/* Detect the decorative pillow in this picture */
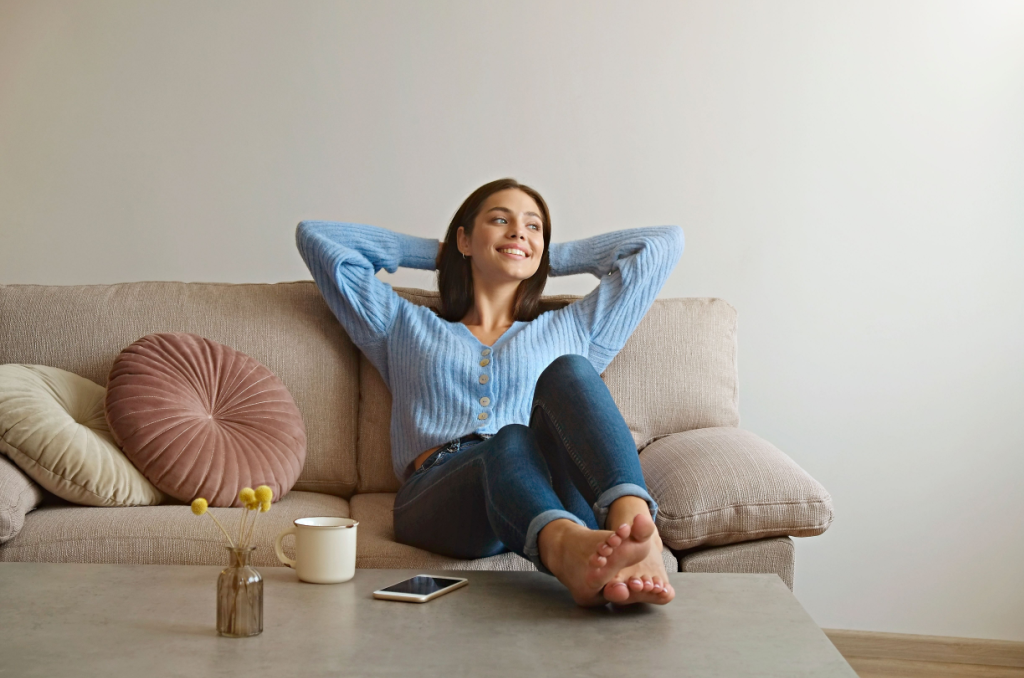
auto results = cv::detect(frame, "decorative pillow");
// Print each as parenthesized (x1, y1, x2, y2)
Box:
(0, 454, 46, 543)
(639, 427, 833, 550)
(0, 364, 164, 507)
(105, 333, 307, 507)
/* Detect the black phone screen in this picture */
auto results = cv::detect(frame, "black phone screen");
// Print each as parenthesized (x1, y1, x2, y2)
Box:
(380, 576, 463, 595)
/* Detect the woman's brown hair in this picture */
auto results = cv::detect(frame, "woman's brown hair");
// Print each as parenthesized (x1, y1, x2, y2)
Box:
(435, 178, 552, 323)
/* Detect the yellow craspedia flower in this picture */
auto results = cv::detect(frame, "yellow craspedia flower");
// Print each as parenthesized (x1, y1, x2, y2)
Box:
(260, 501, 271, 513)
(245, 500, 259, 511)
(191, 498, 208, 515)
(239, 487, 256, 504)
(254, 485, 273, 503)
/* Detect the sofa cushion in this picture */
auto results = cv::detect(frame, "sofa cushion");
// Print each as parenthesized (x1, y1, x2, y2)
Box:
(356, 355, 399, 493)
(640, 427, 833, 550)
(349, 493, 679, 574)
(0, 282, 360, 499)
(0, 455, 45, 544)
(105, 332, 307, 507)
(677, 536, 796, 590)
(599, 297, 740, 449)
(0, 364, 164, 507)
(356, 289, 740, 494)
(0, 490, 349, 567)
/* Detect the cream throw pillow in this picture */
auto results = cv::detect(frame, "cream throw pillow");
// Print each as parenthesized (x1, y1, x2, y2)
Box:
(0, 364, 163, 507)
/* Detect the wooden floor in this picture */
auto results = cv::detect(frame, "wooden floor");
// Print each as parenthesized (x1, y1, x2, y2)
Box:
(824, 629, 1024, 678)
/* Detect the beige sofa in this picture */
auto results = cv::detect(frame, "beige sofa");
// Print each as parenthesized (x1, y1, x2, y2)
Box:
(0, 281, 833, 589)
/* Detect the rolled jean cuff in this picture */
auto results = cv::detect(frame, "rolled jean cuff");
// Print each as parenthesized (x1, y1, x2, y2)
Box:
(592, 483, 659, 531)
(523, 509, 588, 575)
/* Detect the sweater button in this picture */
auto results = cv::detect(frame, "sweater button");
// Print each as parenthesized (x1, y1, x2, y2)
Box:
(479, 397, 490, 406)
(479, 358, 490, 367)
(478, 375, 489, 384)
(481, 348, 491, 356)
(478, 412, 489, 420)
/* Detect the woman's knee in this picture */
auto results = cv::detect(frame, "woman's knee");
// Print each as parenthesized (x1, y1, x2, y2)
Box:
(494, 423, 531, 444)
(536, 354, 598, 395)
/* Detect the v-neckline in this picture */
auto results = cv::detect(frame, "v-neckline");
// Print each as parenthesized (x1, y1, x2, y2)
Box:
(452, 320, 524, 350)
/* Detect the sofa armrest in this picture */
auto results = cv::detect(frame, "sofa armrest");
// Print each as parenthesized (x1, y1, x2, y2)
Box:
(639, 427, 833, 551)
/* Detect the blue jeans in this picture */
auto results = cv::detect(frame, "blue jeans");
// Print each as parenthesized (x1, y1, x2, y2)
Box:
(392, 354, 659, 575)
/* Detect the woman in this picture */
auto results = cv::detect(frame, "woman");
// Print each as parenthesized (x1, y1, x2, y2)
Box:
(296, 178, 684, 606)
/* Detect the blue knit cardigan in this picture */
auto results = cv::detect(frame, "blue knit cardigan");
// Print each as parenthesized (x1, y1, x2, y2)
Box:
(296, 221, 684, 482)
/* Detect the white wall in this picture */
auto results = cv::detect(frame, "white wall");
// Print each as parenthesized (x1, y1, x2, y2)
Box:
(2, 0, 1022, 641)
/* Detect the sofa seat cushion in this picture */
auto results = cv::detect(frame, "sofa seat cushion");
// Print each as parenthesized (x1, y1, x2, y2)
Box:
(0, 455, 45, 544)
(640, 427, 833, 550)
(0, 364, 164, 507)
(105, 332, 307, 507)
(350, 493, 679, 573)
(676, 536, 796, 590)
(0, 490, 348, 567)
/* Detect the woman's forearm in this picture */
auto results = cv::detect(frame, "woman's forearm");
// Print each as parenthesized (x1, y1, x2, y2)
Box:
(297, 221, 440, 276)
(547, 226, 684, 279)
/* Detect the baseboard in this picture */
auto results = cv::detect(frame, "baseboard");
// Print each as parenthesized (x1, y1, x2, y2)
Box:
(822, 629, 1024, 669)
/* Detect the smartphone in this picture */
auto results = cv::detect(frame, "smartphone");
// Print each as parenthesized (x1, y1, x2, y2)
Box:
(372, 574, 469, 603)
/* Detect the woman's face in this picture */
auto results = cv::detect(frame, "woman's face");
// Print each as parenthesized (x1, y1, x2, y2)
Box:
(457, 188, 545, 284)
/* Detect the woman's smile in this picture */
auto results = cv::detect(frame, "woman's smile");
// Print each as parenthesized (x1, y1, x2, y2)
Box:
(497, 246, 529, 259)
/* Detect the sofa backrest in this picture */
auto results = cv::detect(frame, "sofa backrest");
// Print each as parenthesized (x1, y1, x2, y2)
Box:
(356, 288, 740, 493)
(0, 282, 361, 498)
(0, 282, 740, 499)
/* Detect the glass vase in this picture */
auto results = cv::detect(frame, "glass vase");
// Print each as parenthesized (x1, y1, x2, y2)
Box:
(217, 545, 263, 637)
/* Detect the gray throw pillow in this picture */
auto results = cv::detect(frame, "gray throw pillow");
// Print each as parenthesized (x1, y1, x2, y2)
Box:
(640, 427, 833, 550)
(0, 454, 45, 544)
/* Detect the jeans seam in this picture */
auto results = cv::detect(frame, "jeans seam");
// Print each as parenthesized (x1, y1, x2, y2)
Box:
(475, 457, 530, 552)
(531, 398, 602, 498)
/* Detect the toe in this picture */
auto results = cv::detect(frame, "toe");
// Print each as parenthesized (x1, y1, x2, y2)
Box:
(628, 577, 644, 592)
(642, 577, 654, 592)
(629, 512, 656, 542)
(603, 581, 630, 603)
(597, 543, 614, 557)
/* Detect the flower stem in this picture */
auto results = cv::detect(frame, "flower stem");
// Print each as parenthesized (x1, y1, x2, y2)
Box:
(237, 506, 247, 547)
(243, 509, 262, 550)
(206, 512, 235, 548)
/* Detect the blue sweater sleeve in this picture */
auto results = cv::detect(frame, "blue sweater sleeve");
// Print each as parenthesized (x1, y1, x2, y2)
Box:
(547, 225, 685, 368)
(295, 221, 439, 354)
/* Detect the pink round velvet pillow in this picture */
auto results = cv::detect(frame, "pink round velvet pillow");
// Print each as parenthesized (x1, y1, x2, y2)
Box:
(105, 333, 307, 507)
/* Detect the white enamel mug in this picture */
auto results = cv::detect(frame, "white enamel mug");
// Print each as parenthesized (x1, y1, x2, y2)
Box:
(274, 517, 358, 584)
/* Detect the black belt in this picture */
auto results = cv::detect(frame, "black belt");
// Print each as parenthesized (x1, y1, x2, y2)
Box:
(451, 432, 493, 446)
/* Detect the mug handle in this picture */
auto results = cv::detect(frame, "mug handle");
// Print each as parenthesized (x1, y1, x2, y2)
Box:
(275, 526, 297, 568)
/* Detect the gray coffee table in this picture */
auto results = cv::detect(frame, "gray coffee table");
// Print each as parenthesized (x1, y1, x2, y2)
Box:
(0, 562, 855, 677)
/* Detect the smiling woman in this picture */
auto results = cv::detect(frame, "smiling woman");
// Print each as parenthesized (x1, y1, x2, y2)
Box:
(435, 178, 553, 330)
(295, 178, 685, 607)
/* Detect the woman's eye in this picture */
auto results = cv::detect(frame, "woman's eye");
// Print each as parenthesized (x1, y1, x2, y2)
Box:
(494, 217, 539, 230)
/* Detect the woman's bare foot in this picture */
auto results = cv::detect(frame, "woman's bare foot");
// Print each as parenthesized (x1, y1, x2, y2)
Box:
(538, 516, 654, 607)
(601, 528, 675, 605)
(599, 495, 675, 605)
